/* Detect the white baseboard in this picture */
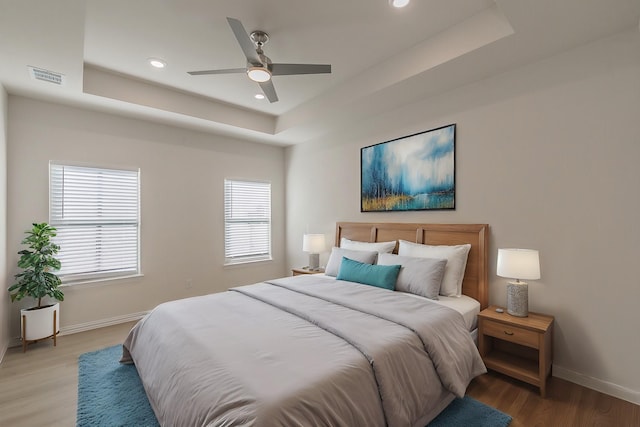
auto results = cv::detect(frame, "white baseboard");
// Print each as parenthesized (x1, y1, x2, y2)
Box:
(59, 311, 149, 335)
(7, 311, 149, 349)
(554, 365, 640, 405)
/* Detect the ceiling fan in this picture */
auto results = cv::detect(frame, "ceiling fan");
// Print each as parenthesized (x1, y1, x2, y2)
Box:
(188, 17, 332, 103)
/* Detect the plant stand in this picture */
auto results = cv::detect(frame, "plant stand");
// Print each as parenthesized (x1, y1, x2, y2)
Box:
(21, 303, 60, 353)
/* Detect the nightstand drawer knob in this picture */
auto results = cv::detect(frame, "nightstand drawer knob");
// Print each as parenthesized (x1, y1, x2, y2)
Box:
(504, 330, 514, 336)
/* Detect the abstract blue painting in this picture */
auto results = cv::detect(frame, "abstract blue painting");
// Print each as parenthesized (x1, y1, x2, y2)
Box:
(361, 124, 456, 212)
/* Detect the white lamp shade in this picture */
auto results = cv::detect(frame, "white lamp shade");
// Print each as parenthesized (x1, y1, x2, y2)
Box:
(303, 234, 326, 253)
(497, 248, 540, 280)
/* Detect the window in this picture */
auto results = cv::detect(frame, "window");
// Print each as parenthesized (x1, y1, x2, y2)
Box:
(224, 179, 271, 265)
(49, 163, 140, 284)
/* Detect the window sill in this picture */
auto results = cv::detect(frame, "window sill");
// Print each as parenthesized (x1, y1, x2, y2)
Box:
(60, 273, 144, 289)
(224, 258, 273, 268)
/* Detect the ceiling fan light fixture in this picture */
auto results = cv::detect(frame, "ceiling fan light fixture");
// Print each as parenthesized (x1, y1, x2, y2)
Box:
(389, 0, 410, 8)
(247, 67, 271, 82)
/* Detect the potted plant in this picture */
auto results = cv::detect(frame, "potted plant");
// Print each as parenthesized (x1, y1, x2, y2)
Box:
(8, 223, 64, 352)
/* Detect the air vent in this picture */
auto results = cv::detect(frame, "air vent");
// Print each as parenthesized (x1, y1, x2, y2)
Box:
(28, 66, 65, 85)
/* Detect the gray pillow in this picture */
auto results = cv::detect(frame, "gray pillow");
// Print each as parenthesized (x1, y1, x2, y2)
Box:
(398, 240, 471, 297)
(377, 253, 447, 300)
(340, 237, 396, 254)
(325, 247, 377, 277)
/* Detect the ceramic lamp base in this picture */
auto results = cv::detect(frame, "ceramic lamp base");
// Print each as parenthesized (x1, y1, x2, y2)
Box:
(507, 282, 529, 317)
(308, 253, 320, 270)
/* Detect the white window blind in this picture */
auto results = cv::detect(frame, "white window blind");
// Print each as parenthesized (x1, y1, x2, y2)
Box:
(49, 163, 140, 283)
(224, 179, 271, 265)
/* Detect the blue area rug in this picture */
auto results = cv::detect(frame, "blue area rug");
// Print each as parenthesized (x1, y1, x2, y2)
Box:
(77, 345, 511, 427)
(77, 345, 159, 427)
(428, 396, 511, 427)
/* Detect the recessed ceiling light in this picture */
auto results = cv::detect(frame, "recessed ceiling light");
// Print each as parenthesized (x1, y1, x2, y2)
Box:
(389, 0, 410, 8)
(148, 58, 167, 69)
(254, 94, 265, 100)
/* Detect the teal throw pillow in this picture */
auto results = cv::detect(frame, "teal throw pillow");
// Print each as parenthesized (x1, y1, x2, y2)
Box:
(336, 257, 401, 290)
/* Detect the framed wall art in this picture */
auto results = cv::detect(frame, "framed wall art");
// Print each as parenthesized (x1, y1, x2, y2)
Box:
(361, 124, 456, 212)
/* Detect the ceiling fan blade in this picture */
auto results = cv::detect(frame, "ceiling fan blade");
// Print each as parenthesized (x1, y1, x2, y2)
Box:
(188, 68, 246, 76)
(259, 80, 279, 103)
(226, 17, 262, 67)
(271, 63, 332, 76)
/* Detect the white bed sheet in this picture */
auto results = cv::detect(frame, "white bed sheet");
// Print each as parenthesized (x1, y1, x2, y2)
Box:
(431, 295, 481, 332)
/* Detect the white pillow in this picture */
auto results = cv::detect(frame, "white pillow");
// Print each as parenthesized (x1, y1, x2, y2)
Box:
(325, 247, 378, 277)
(377, 253, 447, 300)
(398, 240, 471, 297)
(340, 237, 396, 254)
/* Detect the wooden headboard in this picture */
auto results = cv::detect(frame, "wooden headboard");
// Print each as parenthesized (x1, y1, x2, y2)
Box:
(335, 222, 489, 309)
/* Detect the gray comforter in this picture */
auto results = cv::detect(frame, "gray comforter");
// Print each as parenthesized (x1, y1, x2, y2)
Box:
(122, 275, 486, 427)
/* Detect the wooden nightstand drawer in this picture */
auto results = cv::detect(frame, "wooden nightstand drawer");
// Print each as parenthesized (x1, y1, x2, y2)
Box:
(482, 319, 538, 349)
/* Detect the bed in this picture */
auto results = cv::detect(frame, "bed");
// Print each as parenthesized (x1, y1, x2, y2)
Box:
(122, 222, 489, 426)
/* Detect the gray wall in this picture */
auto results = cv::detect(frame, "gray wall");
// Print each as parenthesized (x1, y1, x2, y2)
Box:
(6, 97, 287, 338)
(285, 29, 640, 403)
(0, 85, 7, 361)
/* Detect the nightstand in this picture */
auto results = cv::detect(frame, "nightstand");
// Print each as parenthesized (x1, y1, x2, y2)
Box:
(478, 305, 554, 397)
(292, 267, 325, 276)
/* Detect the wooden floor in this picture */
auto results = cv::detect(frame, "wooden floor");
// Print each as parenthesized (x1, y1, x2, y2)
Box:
(0, 322, 638, 427)
(467, 371, 639, 427)
(0, 322, 137, 427)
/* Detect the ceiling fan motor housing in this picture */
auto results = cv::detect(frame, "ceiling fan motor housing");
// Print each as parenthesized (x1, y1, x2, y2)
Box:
(250, 31, 269, 47)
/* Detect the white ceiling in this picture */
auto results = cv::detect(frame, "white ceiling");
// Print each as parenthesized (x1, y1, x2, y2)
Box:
(1, 0, 639, 145)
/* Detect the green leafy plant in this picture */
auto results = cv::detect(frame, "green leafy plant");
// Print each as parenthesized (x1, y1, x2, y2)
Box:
(8, 223, 64, 308)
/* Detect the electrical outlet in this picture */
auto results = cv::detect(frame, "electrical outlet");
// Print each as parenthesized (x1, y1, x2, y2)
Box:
(185, 279, 193, 289)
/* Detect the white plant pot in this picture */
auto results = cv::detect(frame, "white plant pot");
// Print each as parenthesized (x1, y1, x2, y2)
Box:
(21, 302, 60, 341)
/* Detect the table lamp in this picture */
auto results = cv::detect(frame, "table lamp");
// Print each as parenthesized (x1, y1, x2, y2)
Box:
(497, 248, 540, 317)
(303, 234, 326, 271)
